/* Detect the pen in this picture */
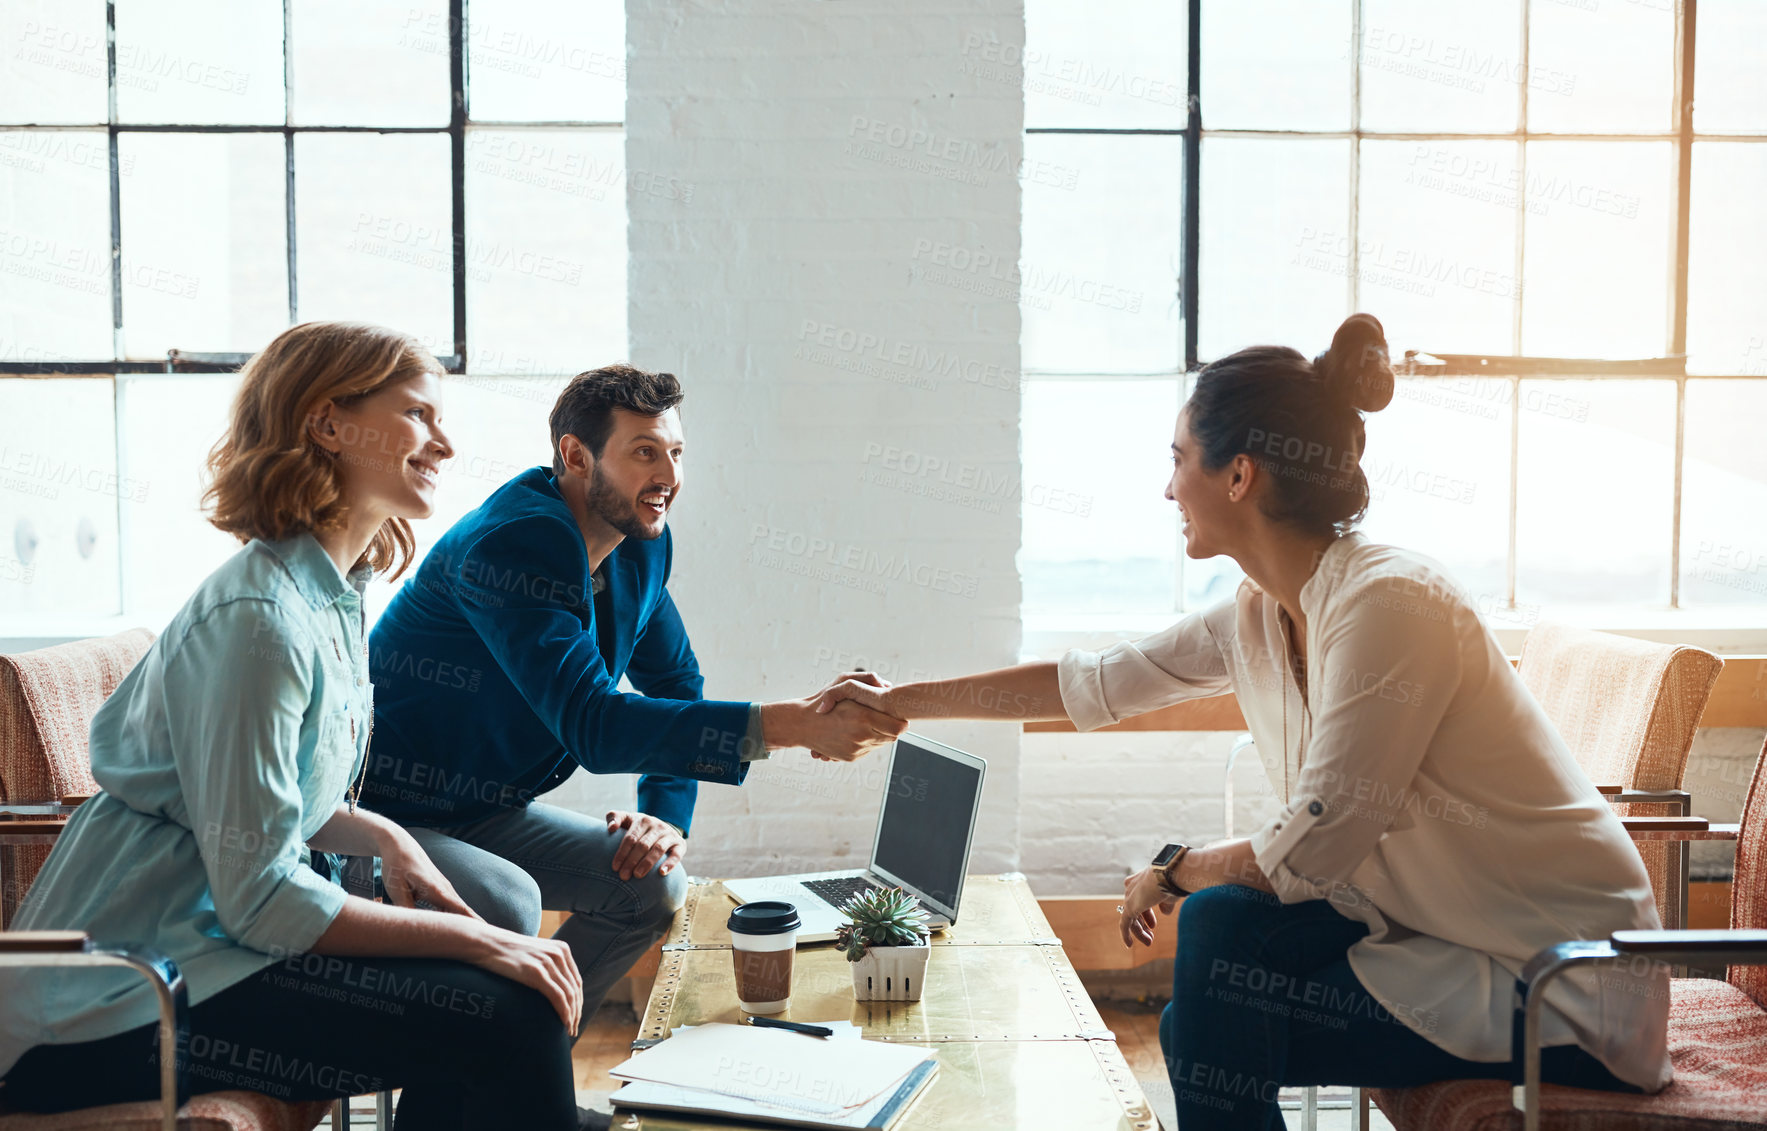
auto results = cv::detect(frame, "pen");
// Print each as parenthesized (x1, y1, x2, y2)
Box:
(748, 1016, 834, 1038)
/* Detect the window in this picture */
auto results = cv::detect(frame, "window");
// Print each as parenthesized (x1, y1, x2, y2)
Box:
(0, 0, 627, 624)
(1020, 0, 1767, 626)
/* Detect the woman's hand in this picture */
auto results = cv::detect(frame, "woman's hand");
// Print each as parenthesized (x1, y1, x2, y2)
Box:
(810, 671, 894, 761)
(468, 924, 584, 1037)
(377, 827, 483, 920)
(1120, 865, 1179, 949)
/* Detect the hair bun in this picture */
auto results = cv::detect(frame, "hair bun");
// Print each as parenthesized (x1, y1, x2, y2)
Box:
(1313, 313, 1394, 413)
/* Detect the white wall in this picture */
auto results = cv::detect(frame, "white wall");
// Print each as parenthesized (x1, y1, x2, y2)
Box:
(616, 0, 1025, 879)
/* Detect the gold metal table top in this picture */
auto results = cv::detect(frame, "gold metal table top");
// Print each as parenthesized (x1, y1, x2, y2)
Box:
(621, 874, 1156, 1131)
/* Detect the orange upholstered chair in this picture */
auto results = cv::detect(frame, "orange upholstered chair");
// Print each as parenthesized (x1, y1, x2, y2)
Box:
(1372, 734, 1767, 1131)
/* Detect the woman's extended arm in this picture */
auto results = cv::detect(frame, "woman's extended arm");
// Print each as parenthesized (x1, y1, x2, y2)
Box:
(813, 661, 1067, 723)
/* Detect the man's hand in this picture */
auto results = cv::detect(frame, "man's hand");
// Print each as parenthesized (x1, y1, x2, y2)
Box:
(377, 828, 484, 920)
(805, 699, 907, 761)
(607, 810, 686, 881)
(760, 693, 906, 761)
(1119, 865, 1178, 949)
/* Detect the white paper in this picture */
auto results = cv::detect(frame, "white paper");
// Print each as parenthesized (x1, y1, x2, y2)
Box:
(611, 1022, 933, 1115)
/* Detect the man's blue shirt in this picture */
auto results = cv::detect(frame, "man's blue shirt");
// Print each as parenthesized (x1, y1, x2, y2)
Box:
(363, 466, 751, 834)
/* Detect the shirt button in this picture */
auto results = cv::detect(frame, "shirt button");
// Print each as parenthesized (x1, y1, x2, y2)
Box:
(1308, 800, 1324, 817)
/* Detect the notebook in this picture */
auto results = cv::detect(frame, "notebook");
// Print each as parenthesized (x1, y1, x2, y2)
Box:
(609, 1021, 938, 1129)
(611, 1060, 938, 1131)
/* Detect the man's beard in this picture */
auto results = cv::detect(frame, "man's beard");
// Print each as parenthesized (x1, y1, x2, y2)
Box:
(585, 464, 664, 540)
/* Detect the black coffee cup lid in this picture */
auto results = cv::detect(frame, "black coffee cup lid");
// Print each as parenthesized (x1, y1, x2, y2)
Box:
(728, 901, 801, 935)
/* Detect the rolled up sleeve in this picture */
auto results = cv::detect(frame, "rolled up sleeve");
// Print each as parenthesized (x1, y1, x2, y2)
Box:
(1249, 576, 1462, 903)
(164, 602, 347, 955)
(1058, 598, 1235, 731)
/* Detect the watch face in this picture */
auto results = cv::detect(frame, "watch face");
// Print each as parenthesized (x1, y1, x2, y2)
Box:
(1152, 843, 1183, 868)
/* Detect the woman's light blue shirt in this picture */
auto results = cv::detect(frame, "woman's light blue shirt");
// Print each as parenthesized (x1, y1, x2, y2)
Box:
(0, 534, 371, 1079)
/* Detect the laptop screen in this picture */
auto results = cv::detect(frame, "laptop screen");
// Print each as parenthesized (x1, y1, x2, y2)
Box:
(870, 738, 983, 912)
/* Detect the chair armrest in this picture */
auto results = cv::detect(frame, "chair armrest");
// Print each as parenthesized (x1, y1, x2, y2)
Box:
(1621, 817, 1740, 841)
(1516, 929, 1767, 1131)
(0, 932, 187, 1131)
(0, 930, 87, 953)
(1612, 928, 1767, 965)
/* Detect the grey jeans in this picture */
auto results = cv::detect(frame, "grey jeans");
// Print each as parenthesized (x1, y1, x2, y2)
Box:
(346, 802, 687, 1034)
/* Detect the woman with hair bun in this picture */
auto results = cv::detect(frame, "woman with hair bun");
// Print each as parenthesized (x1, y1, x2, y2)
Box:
(0, 322, 595, 1129)
(815, 313, 1667, 1126)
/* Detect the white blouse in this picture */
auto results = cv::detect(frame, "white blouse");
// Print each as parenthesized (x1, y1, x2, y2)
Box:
(1058, 533, 1671, 1092)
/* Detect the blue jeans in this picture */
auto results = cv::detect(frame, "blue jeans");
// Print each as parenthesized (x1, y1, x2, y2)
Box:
(349, 801, 687, 1034)
(1161, 885, 1638, 1130)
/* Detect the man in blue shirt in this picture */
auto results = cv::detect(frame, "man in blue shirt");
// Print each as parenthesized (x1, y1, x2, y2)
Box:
(359, 364, 902, 1030)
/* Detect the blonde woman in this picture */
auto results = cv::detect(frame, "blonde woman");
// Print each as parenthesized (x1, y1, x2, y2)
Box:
(0, 323, 588, 1129)
(817, 315, 1664, 1129)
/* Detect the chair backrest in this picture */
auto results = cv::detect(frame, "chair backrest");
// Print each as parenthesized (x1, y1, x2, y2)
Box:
(1732, 735, 1767, 1008)
(0, 628, 156, 803)
(0, 628, 155, 926)
(1517, 623, 1722, 929)
(1517, 622, 1722, 792)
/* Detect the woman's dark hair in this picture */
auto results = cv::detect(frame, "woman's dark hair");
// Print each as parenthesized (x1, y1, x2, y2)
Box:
(1183, 313, 1395, 537)
(549, 363, 685, 476)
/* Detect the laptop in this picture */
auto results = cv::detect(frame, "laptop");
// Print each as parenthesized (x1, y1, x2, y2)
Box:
(724, 733, 987, 944)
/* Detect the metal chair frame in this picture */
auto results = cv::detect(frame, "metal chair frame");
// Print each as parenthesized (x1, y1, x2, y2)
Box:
(0, 934, 186, 1131)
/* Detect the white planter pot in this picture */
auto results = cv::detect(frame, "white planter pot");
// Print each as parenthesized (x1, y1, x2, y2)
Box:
(849, 939, 930, 1001)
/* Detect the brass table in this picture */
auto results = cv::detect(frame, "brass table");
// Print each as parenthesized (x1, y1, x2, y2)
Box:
(621, 874, 1157, 1131)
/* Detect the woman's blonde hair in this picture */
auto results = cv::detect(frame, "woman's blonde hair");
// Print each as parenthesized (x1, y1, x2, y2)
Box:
(205, 321, 442, 579)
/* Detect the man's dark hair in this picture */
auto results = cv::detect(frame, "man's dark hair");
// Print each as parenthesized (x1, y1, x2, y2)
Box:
(549, 363, 685, 476)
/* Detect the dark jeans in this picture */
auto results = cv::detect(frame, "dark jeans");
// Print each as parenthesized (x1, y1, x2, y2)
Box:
(1161, 885, 1639, 1130)
(2, 955, 577, 1131)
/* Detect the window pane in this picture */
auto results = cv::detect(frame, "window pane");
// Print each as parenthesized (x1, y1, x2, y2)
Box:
(1358, 0, 1522, 133)
(466, 128, 625, 373)
(0, 377, 120, 616)
(1020, 0, 1186, 130)
(1520, 141, 1674, 359)
(0, 129, 112, 360)
(1356, 140, 1521, 356)
(0, 1, 108, 125)
(1687, 143, 1767, 376)
(1021, 378, 1177, 616)
(1359, 377, 1510, 606)
(117, 374, 244, 615)
(1019, 134, 1181, 374)
(1201, 0, 1350, 131)
(1200, 137, 1349, 363)
(115, 0, 283, 125)
(468, 0, 624, 123)
(1680, 380, 1767, 605)
(1515, 379, 1674, 606)
(118, 133, 287, 359)
(1695, 0, 1767, 133)
(294, 133, 453, 353)
(1525, 1, 1673, 133)
(290, 0, 450, 127)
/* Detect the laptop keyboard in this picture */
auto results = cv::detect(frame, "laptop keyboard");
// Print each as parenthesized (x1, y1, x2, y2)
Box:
(801, 875, 883, 911)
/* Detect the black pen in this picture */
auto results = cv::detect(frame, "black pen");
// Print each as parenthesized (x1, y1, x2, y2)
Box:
(747, 1016, 834, 1038)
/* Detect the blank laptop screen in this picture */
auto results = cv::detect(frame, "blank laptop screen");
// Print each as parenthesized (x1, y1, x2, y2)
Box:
(871, 739, 982, 910)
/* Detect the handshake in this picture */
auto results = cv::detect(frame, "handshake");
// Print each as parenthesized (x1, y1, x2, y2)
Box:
(758, 671, 907, 762)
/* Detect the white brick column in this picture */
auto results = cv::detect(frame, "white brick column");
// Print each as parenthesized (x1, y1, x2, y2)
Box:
(626, 0, 1025, 878)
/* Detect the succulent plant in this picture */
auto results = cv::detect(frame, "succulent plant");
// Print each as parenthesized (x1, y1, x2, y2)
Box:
(834, 886, 930, 962)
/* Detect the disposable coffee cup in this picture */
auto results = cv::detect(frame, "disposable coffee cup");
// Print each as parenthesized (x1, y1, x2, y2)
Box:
(728, 901, 801, 1014)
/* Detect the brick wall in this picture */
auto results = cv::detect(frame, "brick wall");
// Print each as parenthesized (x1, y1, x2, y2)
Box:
(606, 0, 1026, 878)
